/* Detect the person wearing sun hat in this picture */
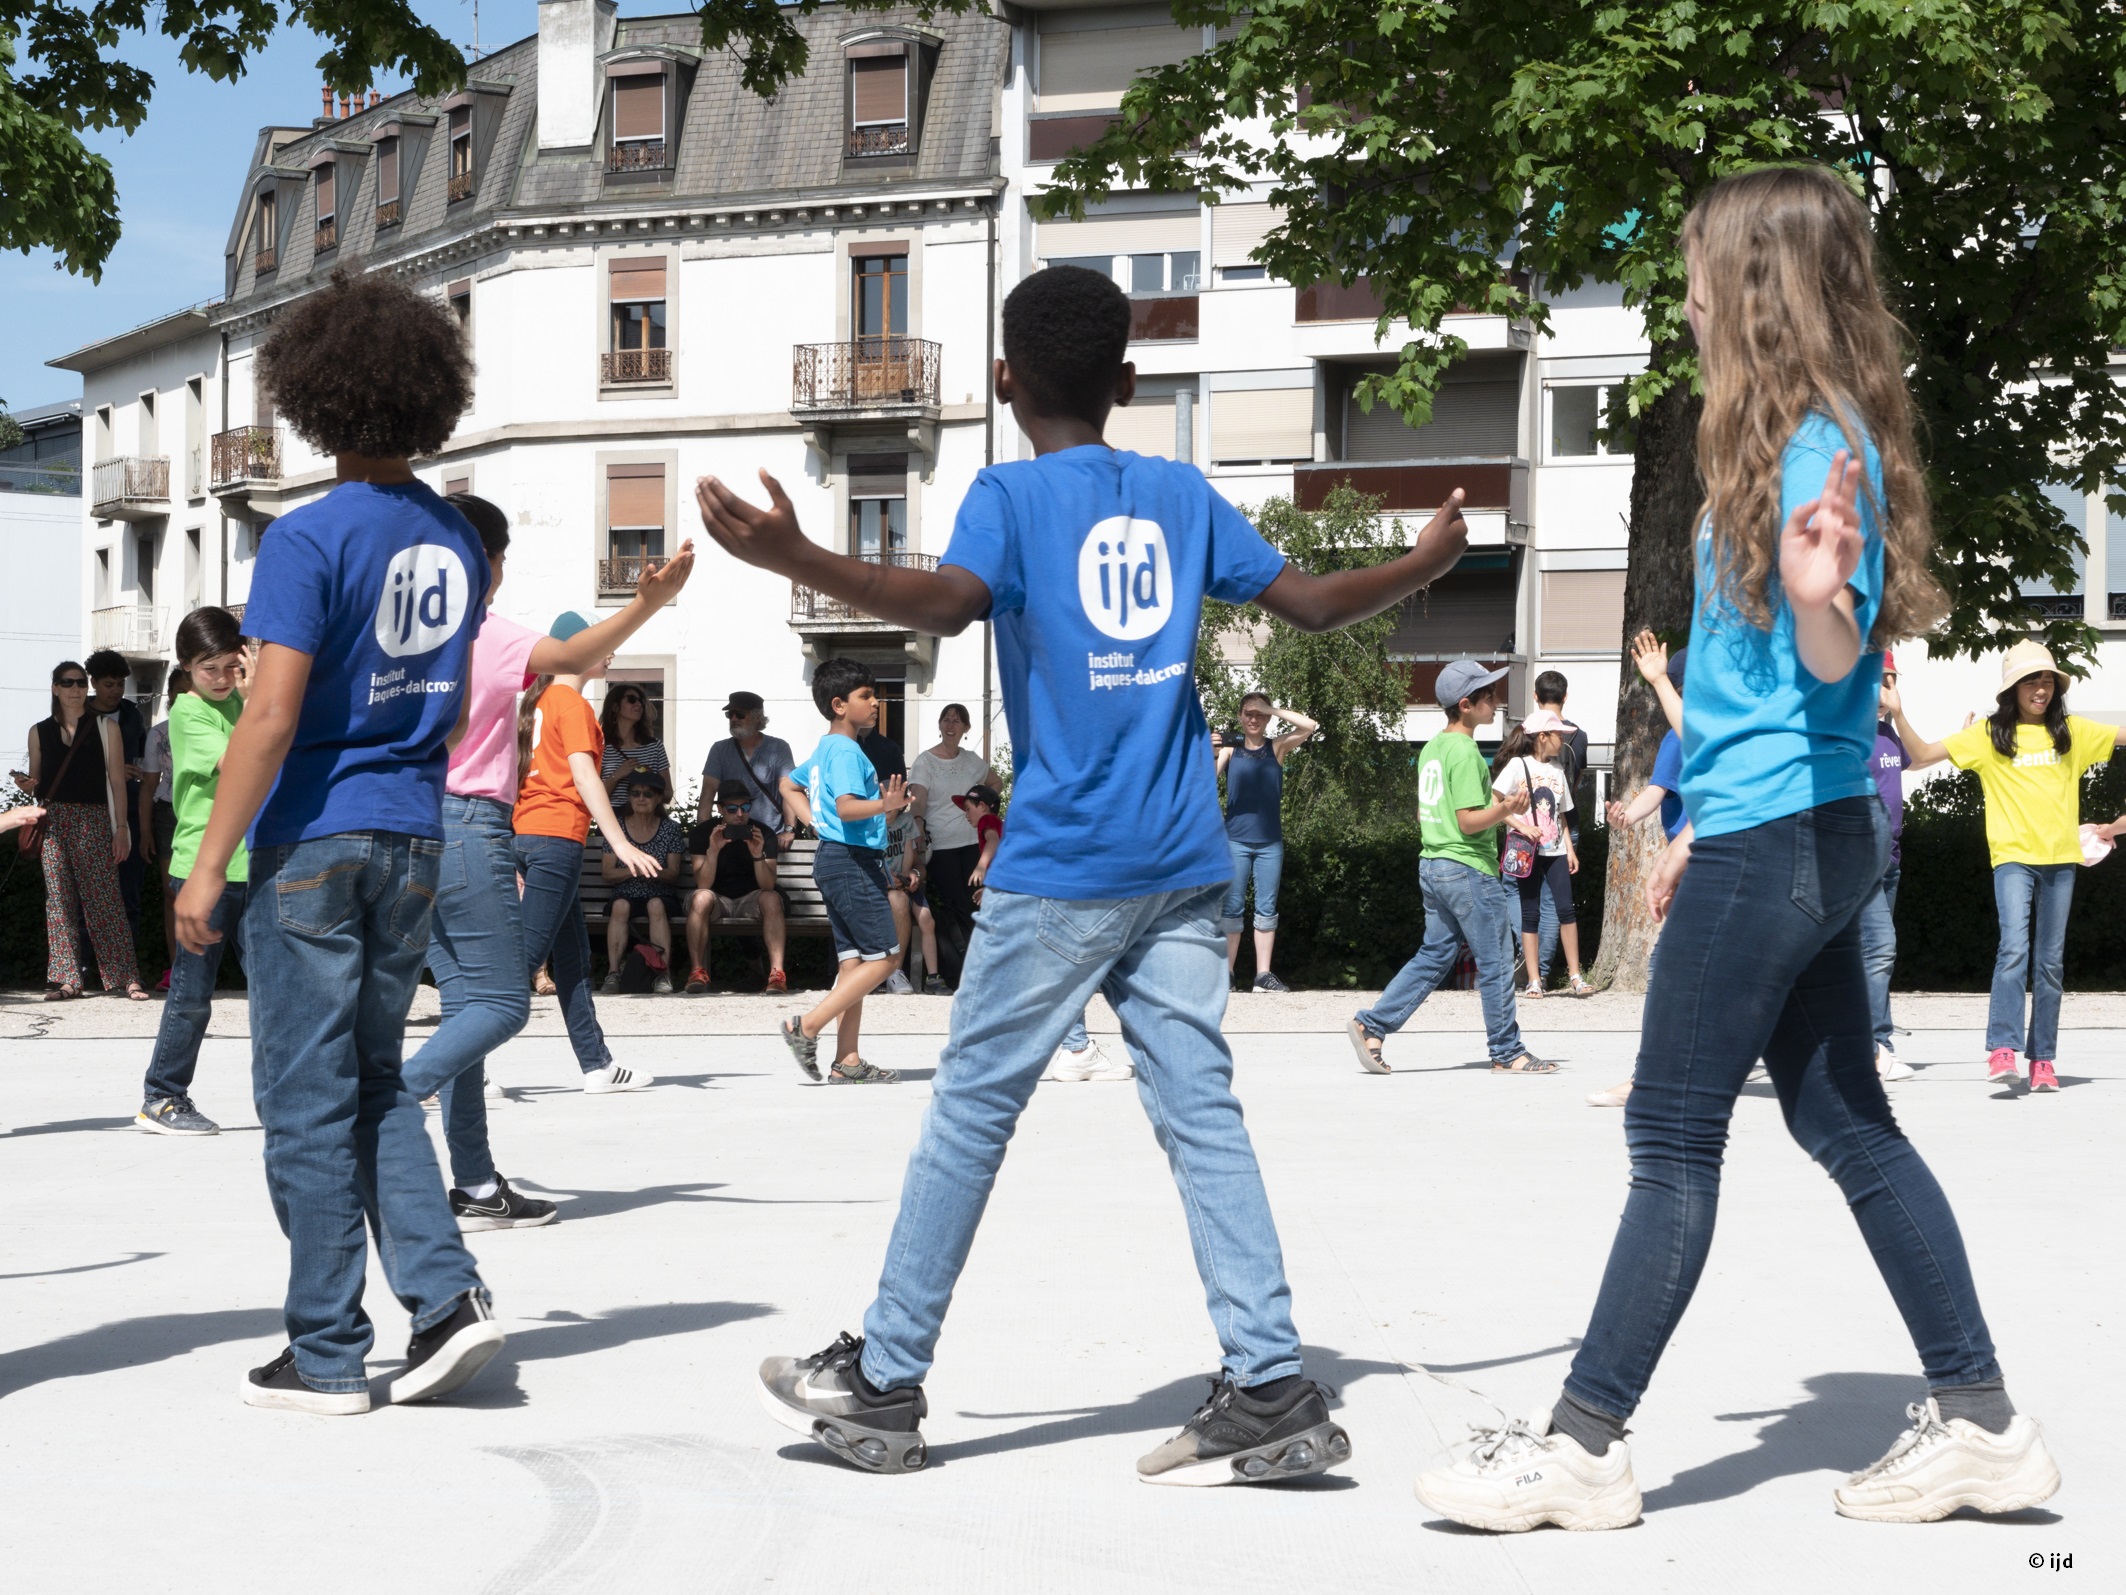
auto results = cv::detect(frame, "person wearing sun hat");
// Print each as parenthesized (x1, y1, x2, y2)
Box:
(1891, 639, 2126, 1092)
(1491, 704, 1594, 997)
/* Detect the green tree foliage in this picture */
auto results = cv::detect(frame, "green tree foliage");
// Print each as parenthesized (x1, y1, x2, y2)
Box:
(0, 402, 23, 451)
(1197, 484, 1421, 834)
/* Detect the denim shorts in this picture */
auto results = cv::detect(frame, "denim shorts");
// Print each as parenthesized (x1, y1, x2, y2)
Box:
(813, 841, 900, 963)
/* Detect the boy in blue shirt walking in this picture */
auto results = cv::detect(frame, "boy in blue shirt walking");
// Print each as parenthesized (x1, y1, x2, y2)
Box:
(777, 656, 911, 1085)
(699, 265, 1471, 1483)
(175, 272, 505, 1415)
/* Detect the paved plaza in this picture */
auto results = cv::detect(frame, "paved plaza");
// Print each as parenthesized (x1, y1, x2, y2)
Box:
(2, 989, 2115, 1592)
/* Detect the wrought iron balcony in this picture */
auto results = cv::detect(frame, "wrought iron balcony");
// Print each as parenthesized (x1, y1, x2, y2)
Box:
(255, 245, 277, 273)
(609, 138, 668, 173)
(314, 218, 337, 253)
(90, 457, 170, 520)
(91, 605, 168, 656)
(790, 550, 939, 632)
(448, 171, 476, 204)
(210, 426, 282, 491)
(848, 124, 911, 158)
(792, 338, 942, 413)
(2020, 592, 2085, 621)
(376, 198, 402, 229)
(601, 348, 673, 385)
(598, 553, 668, 597)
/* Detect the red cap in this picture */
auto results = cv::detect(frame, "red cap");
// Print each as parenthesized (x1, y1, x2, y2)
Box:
(1882, 649, 1898, 674)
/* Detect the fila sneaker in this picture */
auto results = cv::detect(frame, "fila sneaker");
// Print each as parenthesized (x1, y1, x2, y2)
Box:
(1413, 1411, 1641, 1532)
(1833, 1399, 2060, 1522)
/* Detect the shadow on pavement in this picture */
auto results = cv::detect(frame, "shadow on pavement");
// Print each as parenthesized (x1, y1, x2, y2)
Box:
(1421, 1339, 1580, 1376)
(0, 1251, 165, 1282)
(512, 1179, 879, 1221)
(439, 1301, 775, 1409)
(0, 1306, 283, 1400)
(1, 1116, 139, 1138)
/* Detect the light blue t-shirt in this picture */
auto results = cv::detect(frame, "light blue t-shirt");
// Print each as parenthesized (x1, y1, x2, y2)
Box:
(794, 732, 887, 850)
(941, 446, 1288, 898)
(242, 480, 486, 846)
(1679, 412, 1886, 840)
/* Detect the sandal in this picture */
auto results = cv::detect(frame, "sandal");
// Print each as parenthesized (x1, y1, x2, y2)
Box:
(1345, 1018, 1391, 1075)
(1568, 975, 1596, 998)
(125, 982, 151, 1002)
(1492, 1052, 1559, 1074)
(829, 1056, 900, 1085)
(1523, 981, 1545, 999)
(43, 983, 81, 1002)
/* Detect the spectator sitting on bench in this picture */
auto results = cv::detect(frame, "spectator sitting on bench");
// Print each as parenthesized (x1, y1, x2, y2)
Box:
(685, 793, 786, 994)
(601, 769, 686, 994)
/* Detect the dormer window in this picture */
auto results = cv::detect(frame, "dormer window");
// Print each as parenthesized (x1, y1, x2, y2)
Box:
(375, 137, 401, 228)
(254, 188, 278, 273)
(844, 37, 936, 160)
(313, 162, 337, 254)
(607, 67, 670, 174)
(447, 105, 474, 202)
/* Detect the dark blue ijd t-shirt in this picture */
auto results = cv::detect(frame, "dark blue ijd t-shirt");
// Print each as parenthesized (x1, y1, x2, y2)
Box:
(942, 446, 1287, 899)
(242, 480, 486, 846)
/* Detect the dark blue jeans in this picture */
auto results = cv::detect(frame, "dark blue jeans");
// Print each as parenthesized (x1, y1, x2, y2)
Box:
(1986, 862, 2075, 1061)
(142, 875, 245, 1103)
(407, 796, 529, 1187)
(515, 833, 612, 1072)
(245, 831, 484, 1391)
(1565, 798, 2000, 1425)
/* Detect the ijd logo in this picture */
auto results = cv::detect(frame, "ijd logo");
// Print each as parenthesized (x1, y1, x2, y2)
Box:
(1077, 516, 1171, 641)
(373, 543, 472, 659)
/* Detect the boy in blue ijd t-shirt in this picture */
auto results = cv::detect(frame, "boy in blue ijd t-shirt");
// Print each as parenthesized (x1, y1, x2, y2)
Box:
(700, 266, 1471, 1485)
(777, 656, 911, 1085)
(174, 273, 506, 1418)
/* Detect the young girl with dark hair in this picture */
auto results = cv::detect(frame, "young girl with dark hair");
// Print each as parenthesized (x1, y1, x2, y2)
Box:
(1417, 164, 2058, 1531)
(1490, 709, 1591, 997)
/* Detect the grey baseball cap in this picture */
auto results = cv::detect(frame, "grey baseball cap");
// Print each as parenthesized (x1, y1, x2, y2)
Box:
(1435, 658, 1510, 710)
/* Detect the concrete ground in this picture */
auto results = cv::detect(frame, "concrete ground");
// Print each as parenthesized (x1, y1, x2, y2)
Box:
(1, 988, 2115, 1592)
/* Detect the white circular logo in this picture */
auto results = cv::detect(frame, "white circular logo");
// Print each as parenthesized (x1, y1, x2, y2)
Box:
(1077, 516, 1171, 641)
(1419, 761, 1444, 807)
(373, 544, 473, 658)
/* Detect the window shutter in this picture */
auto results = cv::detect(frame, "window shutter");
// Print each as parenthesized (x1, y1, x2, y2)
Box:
(1104, 395, 1179, 459)
(1037, 209, 1199, 259)
(450, 105, 470, 137)
(1345, 364, 1521, 461)
(444, 476, 470, 497)
(613, 76, 663, 139)
(1037, 24, 1199, 113)
(1212, 202, 1284, 267)
(1211, 388, 1313, 463)
(315, 164, 334, 218)
(848, 452, 908, 497)
(1541, 570, 1627, 653)
(851, 54, 908, 124)
(608, 465, 664, 528)
(609, 257, 668, 300)
(377, 139, 398, 196)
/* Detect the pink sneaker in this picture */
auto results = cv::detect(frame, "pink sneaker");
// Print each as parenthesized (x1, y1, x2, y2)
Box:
(1986, 1048, 2019, 1082)
(2029, 1061, 2059, 1092)
(156, 967, 171, 992)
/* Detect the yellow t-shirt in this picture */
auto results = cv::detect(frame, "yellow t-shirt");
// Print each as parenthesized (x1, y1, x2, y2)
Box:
(1943, 715, 2116, 867)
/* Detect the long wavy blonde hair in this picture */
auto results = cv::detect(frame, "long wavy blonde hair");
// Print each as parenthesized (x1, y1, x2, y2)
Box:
(1684, 164, 1946, 644)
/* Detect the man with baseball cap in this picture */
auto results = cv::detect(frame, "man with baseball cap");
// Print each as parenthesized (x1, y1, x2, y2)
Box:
(697, 689, 799, 855)
(1347, 659, 1547, 1075)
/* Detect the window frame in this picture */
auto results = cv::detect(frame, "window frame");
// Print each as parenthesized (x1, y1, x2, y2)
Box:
(606, 64, 672, 174)
(1545, 382, 1636, 462)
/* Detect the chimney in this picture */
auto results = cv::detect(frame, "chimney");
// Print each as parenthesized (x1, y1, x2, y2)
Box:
(339, 91, 352, 119)
(537, 0, 619, 152)
(321, 85, 334, 119)
(369, 90, 382, 110)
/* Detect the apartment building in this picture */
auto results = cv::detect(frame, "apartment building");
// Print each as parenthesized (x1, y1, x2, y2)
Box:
(1, 399, 85, 769)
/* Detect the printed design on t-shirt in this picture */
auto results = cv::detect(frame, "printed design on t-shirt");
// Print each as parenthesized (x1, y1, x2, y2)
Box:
(373, 542, 473, 660)
(1078, 516, 1171, 642)
(2013, 748, 2061, 769)
(1419, 760, 1445, 809)
(1529, 782, 1561, 849)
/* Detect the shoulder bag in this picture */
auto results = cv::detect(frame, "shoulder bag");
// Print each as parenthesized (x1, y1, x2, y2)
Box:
(1500, 756, 1539, 881)
(18, 720, 86, 856)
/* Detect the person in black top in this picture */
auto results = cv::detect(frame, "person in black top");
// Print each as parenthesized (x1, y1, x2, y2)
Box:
(684, 794, 785, 993)
(85, 649, 148, 951)
(1530, 669, 1591, 988)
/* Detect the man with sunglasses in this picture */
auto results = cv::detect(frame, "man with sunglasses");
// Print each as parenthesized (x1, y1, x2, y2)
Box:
(696, 693, 797, 884)
(683, 793, 785, 993)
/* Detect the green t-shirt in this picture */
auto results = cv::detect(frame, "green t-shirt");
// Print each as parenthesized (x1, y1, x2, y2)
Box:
(169, 692, 247, 884)
(1418, 729, 1498, 875)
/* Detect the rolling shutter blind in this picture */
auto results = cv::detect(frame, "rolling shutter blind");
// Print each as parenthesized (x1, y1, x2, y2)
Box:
(1541, 570, 1628, 653)
(1038, 210, 1199, 259)
(609, 258, 667, 300)
(314, 164, 334, 218)
(1345, 364, 1521, 461)
(1211, 388, 1313, 463)
(851, 54, 908, 124)
(1037, 25, 1199, 112)
(613, 76, 663, 139)
(608, 466, 664, 528)
(1105, 395, 1179, 459)
(1211, 203, 1283, 267)
(377, 140, 398, 197)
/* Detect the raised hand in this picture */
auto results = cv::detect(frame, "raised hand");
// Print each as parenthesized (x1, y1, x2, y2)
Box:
(695, 470, 808, 573)
(1630, 628, 1668, 686)
(1412, 489, 1470, 571)
(880, 774, 909, 816)
(1780, 450, 1864, 614)
(636, 537, 697, 604)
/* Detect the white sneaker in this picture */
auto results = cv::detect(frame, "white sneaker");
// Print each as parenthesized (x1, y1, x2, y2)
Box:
(882, 970, 915, 996)
(1877, 1046, 1916, 1082)
(1046, 1039, 1134, 1082)
(582, 1063, 652, 1094)
(1413, 1412, 1641, 1532)
(1833, 1399, 2060, 1522)
(483, 1071, 504, 1100)
(1585, 1080, 1632, 1108)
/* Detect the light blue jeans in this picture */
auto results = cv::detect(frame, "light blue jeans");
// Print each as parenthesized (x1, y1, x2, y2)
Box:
(1060, 1012, 1091, 1052)
(1986, 862, 2075, 1061)
(1219, 838, 1284, 933)
(1355, 858, 1525, 1064)
(1856, 861, 1901, 1051)
(861, 885, 1304, 1391)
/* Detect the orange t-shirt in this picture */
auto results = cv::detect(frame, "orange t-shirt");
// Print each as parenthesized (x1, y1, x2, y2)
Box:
(512, 682, 602, 843)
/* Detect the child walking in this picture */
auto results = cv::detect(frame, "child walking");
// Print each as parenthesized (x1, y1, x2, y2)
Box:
(1415, 164, 2057, 1531)
(701, 263, 1470, 1483)
(137, 607, 247, 1136)
(775, 657, 910, 1086)
(173, 270, 506, 1414)
(1492, 709, 1592, 997)
(1890, 641, 2124, 1091)
(1345, 659, 1542, 1075)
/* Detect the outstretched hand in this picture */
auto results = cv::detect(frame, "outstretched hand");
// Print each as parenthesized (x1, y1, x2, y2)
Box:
(636, 538, 698, 604)
(1630, 628, 1668, 686)
(1780, 450, 1864, 614)
(695, 470, 808, 572)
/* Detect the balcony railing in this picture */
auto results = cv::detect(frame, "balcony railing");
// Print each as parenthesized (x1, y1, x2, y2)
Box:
(314, 218, 337, 253)
(376, 198, 402, 229)
(1129, 295, 1200, 343)
(2021, 593, 2086, 621)
(91, 605, 168, 655)
(598, 553, 668, 597)
(0, 461, 81, 495)
(601, 348, 673, 385)
(609, 138, 668, 173)
(224, 603, 247, 631)
(90, 456, 170, 518)
(791, 550, 939, 629)
(447, 171, 476, 204)
(848, 124, 911, 157)
(255, 246, 277, 273)
(792, 338, 942, 412)
(210, 426, 282, 490)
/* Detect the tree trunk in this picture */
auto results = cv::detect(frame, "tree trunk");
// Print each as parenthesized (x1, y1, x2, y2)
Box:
(1592, 359, 1701, 992)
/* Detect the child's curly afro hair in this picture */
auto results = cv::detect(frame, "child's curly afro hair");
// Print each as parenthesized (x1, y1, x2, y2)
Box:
(1001, 265, 1132, 425)
(258, 269, 473, 458)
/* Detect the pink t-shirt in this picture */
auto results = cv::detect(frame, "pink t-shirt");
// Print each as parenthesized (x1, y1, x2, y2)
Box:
(446, 612, 542, 804)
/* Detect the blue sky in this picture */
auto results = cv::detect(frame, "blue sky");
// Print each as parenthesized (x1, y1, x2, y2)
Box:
(3, 1, 554, 411)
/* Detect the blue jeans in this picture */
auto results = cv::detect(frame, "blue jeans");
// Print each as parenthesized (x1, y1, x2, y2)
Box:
(245, 831, 484, 1392)
(1987, 862, 2075, 1061)
(861, 885, 1303, 1391)
(1355, 858, 1525, 1064)
(515, 833, 612, 1072)
(1061, 1012, 1091, 1052)
(142, 876, 245, 1103)
(1857, 860, 1901, 1051)
(1564, 799, 1999, 1424)
(1219, 838, 1284, 934)
(407, 797, 529, 1187)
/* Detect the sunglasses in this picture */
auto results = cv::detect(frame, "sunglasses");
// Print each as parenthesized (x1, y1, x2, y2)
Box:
(55, 677, 88, 688)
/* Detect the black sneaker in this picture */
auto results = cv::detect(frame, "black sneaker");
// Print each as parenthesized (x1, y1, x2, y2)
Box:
(450, 1175, 559, 1232)
(1252, 971, 1292, 994)
(388, 1289, 506, 1405)
(922, 975, 951, 996)
(241, 1346, 370, 1415)
(1137, 1374, 1351, 1486)
(757, 1331, 929, 1473)
(137, 1096, 220, 1136)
